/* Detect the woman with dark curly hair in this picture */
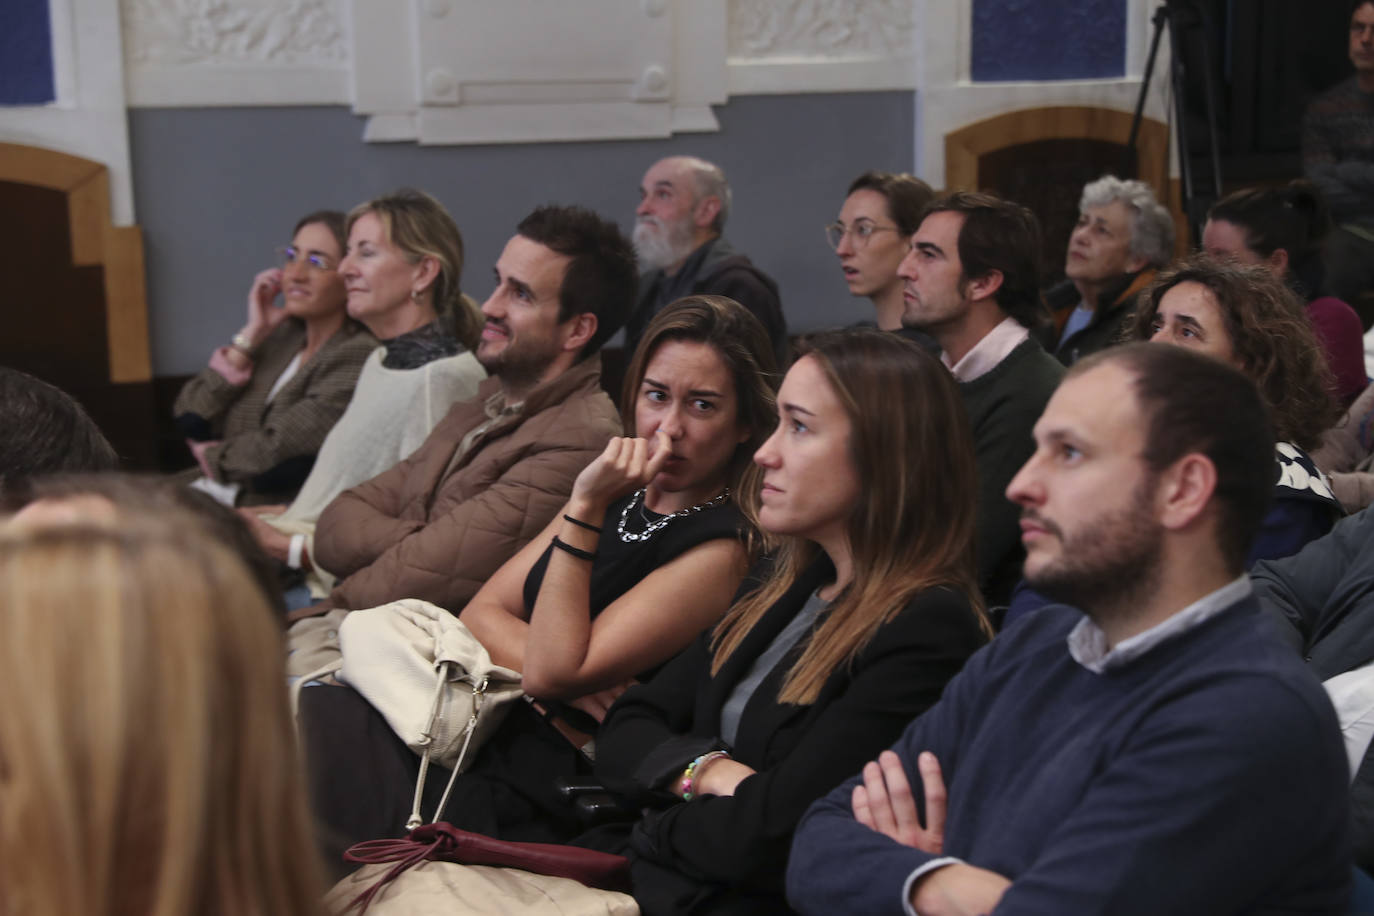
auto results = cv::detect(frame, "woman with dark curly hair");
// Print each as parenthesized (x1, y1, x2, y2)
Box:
(1129, 255, 1342, 562)
(1004, 256, 1344, 628)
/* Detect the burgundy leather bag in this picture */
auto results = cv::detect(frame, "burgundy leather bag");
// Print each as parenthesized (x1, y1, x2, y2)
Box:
(336, 822, 632, 914)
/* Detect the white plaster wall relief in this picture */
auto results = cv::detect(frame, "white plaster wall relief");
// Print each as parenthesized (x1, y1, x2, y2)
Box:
(122, 0, 347, 65)
(726, 0, 916, 93)
(728, 0, 913, 58)
(123, 0, 351, 105)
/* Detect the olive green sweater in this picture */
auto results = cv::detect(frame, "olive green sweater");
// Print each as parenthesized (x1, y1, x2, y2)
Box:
(958, 337, 1064, 607)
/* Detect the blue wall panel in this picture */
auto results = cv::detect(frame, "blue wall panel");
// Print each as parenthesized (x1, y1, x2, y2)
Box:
(972, 0, 1127, 81)
(1, 0, 56, 105)
(130, 93, 917, 374)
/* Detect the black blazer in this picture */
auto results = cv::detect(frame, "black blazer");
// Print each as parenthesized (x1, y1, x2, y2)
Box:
(590, 556, 987, 907)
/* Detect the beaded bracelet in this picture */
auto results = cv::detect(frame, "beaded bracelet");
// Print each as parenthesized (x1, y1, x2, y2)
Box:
(551, 535, 596, 561)
(563, 513, 603, 534)
(677, 750, 730, 802)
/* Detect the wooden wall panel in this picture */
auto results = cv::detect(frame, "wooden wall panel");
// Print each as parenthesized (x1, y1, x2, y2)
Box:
(0, 143, 158, 469)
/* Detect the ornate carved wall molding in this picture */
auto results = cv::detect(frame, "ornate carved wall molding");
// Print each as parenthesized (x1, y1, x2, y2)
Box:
(726, 0, 916, 93)
(123, 0, 347, 66)
(118, 0, 920, 134)
(729, 0, 914, 58)
(109, 0, 1164, 163)
(123, 0, 350, 106)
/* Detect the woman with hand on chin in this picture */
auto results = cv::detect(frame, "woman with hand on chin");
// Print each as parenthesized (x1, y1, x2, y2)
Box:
(571, 329, 989, 915)
(174, 210, 378, 507)
(830, 171, 934, 341)
(302, 296, 777, 866)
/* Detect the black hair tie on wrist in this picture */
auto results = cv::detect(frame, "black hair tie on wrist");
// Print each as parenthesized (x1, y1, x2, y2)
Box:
(563, 514, 603, 534)
(551, 535, 596, 561)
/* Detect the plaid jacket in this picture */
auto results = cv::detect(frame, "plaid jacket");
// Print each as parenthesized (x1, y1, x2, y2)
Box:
(173, 320, 378, 505)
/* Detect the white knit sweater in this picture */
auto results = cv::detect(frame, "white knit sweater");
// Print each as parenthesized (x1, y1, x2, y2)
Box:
(265, 347, 485, 592)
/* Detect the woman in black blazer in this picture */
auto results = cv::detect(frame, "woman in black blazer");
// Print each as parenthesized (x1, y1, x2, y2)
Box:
(576, 330, 991, 915)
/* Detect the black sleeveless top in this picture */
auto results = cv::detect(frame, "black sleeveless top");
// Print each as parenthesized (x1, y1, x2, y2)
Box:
(522, 490, 743, 733)
(522, 489, 744, 627)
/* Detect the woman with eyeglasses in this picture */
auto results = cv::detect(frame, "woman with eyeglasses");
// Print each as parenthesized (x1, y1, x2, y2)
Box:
(234, 190, 487, 607)
(829, 171, 934, 334)
(174, 210, 378, 507)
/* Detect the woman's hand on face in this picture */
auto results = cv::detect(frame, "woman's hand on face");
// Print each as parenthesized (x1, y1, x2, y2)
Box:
(569, 429, 672, 514)
(244, 268, 287, 341)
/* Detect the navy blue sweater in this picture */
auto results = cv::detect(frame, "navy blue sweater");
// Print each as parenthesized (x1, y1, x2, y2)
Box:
(786, 597, 1351, 915)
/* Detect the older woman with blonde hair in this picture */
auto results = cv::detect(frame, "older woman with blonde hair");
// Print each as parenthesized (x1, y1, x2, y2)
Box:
(0, 498, 326, 915)
(241, 188, 488, 605)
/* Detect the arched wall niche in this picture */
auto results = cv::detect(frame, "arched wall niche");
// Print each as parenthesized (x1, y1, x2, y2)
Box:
(943, 106, 1187, 280)
(0, 142, 150, 383)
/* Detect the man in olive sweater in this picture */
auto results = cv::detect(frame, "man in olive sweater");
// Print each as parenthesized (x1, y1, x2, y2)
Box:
(898, 192, 1063, 607)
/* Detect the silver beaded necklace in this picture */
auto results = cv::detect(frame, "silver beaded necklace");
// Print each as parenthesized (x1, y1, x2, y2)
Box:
(616, 487, 731, 543)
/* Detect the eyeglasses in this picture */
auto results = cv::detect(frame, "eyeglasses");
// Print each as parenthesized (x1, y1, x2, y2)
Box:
(276, 245, 337, 272)
(825, 220, 903, 250)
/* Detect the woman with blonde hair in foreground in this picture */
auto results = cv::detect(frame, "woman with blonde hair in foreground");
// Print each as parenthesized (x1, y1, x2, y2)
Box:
(0, 507, 325, 915)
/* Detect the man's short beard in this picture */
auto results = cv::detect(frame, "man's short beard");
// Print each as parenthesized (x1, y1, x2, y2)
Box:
(634, 214, 698, 272)
(476, 330, 561, 394)
(1026, 478, 1164, 623)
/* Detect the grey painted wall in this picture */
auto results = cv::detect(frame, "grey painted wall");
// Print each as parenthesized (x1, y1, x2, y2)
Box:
(128, 91, 915, 375)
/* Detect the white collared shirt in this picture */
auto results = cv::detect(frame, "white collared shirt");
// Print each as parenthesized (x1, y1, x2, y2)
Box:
(1067, 575, 1252, 674)
(941, 316, 1030, 382)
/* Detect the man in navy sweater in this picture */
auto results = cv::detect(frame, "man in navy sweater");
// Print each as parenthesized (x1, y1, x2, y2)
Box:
(786, 343, 1351, 915)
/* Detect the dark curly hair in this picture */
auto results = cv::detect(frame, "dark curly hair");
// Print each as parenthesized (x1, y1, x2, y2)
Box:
(1128, 255, 1338, 450)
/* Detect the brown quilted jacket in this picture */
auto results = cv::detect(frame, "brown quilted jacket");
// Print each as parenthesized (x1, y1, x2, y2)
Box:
(305, 355, 620, 616)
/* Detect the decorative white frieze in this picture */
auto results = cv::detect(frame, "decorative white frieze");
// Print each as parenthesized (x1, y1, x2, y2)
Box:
(123, 0, 347, 65)
(726, 0, 917, 94)
(123, 0, 350, 106)
(116, 0, 921, 136)
(729, 0, 914, 58)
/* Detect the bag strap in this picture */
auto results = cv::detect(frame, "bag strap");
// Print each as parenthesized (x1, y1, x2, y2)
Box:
(405, 662, 489, 831)
(288, 659, 343, 721)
